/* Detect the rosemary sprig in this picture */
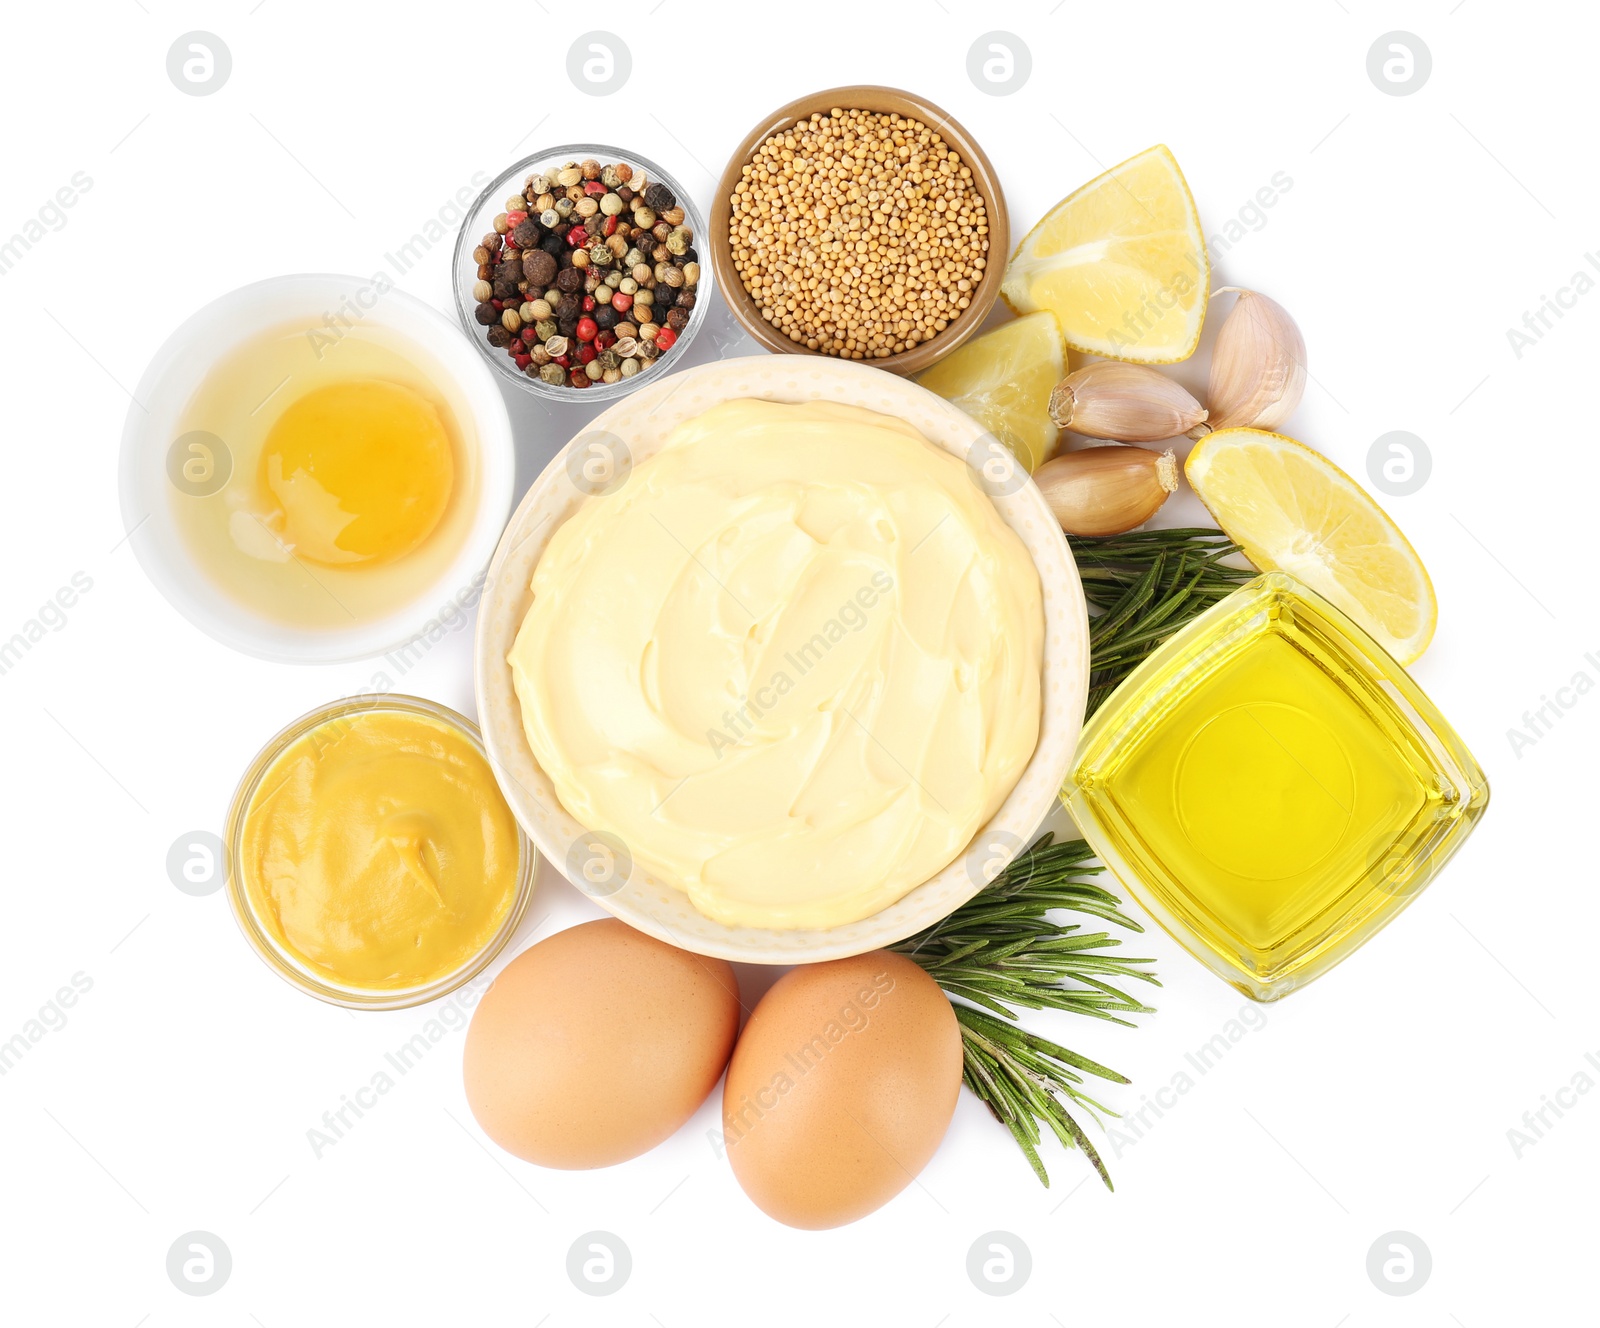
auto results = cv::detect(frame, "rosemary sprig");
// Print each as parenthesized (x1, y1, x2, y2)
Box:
(956, 1005, 1125, 1191)
(895, 834, 1159, 1189)
(891, 531, 1252, 1188)
(1070, 527, 1256, 714)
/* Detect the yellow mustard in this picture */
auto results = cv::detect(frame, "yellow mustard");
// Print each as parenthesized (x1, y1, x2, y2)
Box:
(509, 398, 1044, 930)
(239, 708, 520, 990)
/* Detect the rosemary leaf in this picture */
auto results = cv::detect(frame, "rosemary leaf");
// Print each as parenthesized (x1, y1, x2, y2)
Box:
(892, 531, 1251, 1189)
(895, 833, 1157, 1189)
(1069, 527, 1256, 714)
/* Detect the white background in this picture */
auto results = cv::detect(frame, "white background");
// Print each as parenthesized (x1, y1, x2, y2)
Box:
(1, 2, 1593, 1323)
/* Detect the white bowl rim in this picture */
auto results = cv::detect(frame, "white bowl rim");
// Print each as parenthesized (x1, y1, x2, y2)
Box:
(474, 354, 1091, 964)
(118, 272, 515, 664)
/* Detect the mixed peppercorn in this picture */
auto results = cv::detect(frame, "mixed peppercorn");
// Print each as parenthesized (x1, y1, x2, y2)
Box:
(470, 158, 699, 388)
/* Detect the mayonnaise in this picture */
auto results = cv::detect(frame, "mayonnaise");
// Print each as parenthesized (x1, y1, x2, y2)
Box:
(510, 399, 1043, 929)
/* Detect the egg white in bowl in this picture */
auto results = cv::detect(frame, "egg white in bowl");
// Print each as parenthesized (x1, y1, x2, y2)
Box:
(475, 355, 1089, 963)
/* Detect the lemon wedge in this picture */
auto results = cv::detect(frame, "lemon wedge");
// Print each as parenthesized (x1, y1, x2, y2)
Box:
(916, 312, 1066, 471)
(1002, 145, 1208, 364)
(1185, 427, 1438, 663)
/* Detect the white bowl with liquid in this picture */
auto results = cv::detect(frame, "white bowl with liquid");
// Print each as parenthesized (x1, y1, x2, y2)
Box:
(118, 273, 515, 663)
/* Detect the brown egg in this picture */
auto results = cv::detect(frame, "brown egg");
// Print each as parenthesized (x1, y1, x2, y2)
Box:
(722, 950, 962, 1229)
(464, 918, 741, 1168)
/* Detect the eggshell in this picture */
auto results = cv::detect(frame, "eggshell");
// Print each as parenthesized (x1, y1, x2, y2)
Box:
(464, 918, 741, 1168)
(722, 950, 962, 1229)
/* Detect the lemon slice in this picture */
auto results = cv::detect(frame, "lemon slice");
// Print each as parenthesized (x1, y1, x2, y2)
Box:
(916, 312, 1065, 471)
(1002, 145, 1208, 364)
(1186, 428, 1438, 663)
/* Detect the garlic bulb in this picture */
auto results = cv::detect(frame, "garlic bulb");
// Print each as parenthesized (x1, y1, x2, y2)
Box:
(1034, 446, 1178, 537)
(1206, 288, 1307, 431)
(1048, 362, 1208, 443)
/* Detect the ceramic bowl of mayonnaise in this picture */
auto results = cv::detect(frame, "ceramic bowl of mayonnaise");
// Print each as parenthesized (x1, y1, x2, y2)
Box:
(119, 274, 515, 663)
(474, 355, 1090, 964)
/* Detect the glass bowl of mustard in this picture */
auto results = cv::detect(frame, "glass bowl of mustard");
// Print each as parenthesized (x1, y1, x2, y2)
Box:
(225, 694, 539, 1009)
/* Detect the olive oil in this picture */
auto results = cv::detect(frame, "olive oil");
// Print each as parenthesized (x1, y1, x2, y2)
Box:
(1068, 574, 1488, 1001)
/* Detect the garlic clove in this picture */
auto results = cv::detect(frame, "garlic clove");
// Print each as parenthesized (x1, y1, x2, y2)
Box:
(1205, 288, 1307, 431)
(1034, 445, 1178, 537)
(1047, 361, 1208, 443)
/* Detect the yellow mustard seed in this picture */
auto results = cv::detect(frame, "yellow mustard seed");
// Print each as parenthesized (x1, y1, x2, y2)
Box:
(727, 108, 987, 358)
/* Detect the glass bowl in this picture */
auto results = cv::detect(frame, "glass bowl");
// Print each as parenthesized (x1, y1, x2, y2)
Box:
(451, 144, 714, 404)
(1066, 573, 1489, 1002)
(224, 694, 540, 1009)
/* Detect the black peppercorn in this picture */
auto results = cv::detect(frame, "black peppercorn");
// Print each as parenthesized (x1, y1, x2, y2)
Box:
(681, 247, 698, 265)
(523, 250, 557, 288)
(463, 160, 682, 388)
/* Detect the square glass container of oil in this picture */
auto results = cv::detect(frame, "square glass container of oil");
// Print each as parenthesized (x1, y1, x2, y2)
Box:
(1066, 573, 1488, 1001)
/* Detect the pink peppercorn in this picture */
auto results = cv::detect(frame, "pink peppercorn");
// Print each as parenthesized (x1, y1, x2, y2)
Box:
(610, 292, 633, 314)
(569, 369, 589, 387)
(576, 317, 598, 342)
(596, 330, 617, 350)
(506, 210, 528, 228)
(583, 180, 607, 196)
(581, 295, 596, 313)
(577, 342, 598, 365)
(654, 327, 678, 351)
(513, 353, 532, 368)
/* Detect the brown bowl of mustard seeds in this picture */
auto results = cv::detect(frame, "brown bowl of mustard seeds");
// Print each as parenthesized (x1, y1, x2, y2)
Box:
(710, 86, 1009, 376)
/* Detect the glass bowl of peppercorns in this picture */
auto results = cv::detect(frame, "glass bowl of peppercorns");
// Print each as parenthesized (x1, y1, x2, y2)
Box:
(453, 145, 711, 401)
